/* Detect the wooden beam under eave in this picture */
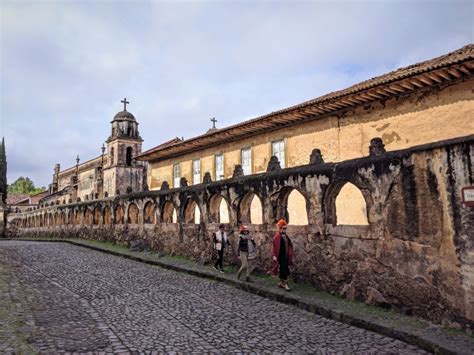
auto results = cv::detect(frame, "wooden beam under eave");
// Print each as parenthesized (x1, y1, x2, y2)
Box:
(306, 107, 326, 114)
(425, 73, 443, 83)
(389, 84, 407, 93)
(459, 65, 471, 75)
(417, 75, 434, 85)
(365, 91, 383, 99)
(447, 68, 462, 78)
(436, 70, 451, 80)
(408, 79, 425, 88)
(292, 112, 308, 119)
(398, 81, 416, 90)
(380, 87, 398, 95)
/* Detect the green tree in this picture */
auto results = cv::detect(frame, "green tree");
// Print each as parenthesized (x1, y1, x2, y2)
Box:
(0, 137, 6, 203)
(7, 177, 45, 195)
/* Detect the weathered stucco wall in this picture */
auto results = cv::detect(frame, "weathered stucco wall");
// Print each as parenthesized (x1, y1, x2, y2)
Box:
(10, 135, 474, 329)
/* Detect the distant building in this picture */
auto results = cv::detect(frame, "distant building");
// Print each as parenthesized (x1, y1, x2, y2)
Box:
(6, 191, 49, 213)
(40, 99, 147, 206)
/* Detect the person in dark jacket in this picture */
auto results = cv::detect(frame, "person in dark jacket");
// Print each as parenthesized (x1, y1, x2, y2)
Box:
(237, 225, 257, 282)
(271, 219, 294, 291)
(213, 224, 231, 273)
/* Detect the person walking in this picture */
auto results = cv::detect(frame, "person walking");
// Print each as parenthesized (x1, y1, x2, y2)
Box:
(213, 224, 231, 273)
(237, 225, 257, 282)
(271, 219, 293, 291)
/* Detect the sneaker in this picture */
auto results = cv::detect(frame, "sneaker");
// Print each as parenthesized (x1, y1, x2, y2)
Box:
(278, 282, 285, 289)
(219, 270, 225, 274)
(284, 283, 291, 291)
(213, 266, 219, 271)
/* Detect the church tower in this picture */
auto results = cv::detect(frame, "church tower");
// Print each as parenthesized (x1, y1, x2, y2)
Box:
(103, 98, 145, 197)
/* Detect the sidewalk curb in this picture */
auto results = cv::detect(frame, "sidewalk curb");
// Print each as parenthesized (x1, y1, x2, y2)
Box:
(3, 238, 473, 354)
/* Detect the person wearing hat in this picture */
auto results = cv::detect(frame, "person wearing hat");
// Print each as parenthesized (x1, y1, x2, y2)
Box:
(213, 224, 232, 273)
(272, 219, 293, 291)
(237, 225, 257, 282)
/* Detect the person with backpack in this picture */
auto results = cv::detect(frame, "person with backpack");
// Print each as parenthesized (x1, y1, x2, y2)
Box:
(212, 224, 231, 273)
(271, 219, 293, 291)
(237, 225, 257, 282)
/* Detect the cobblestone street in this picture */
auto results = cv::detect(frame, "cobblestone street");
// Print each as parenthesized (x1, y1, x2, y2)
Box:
(0, 241, 428, 354)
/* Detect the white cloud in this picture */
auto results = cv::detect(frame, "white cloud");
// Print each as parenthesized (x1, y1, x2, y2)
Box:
(1, 0, 472, 186)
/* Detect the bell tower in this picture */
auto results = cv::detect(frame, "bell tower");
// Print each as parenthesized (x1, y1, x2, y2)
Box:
(103, 98, 145, 196)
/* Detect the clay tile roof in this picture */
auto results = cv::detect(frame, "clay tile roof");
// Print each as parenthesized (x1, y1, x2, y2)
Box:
(136, 137, 183, 159)
(6, 194, 30, 205)
(136, 44, 474, 162)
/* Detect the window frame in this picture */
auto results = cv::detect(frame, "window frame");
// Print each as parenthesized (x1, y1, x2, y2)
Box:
(271, 139, 286, 169)
(241, 147, 252, 175)
(215, 154, 224, 181)
(192, 159, 201, 185)
(173, 163, 181, 188)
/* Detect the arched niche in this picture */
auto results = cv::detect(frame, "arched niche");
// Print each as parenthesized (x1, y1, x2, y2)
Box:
(162, 201, 177, 223)
(335, 182, 369, 225)
(68, 210, 74, 225)
(75, 210, 83, 225)
(93, 206, 101, 225)
(128, 203, 139, 224)
(115, 205, 125, 224)
(287, 189, 309, 225)
(84, 209, 92, 225)
(239, 192, 263, 224)
(183, 198, 201, 224)
(103, 206, 112, 225)
(209, 194, 230, 223)
(143, 201, 156, 224)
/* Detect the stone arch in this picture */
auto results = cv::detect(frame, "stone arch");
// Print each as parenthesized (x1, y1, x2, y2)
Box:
(162, 201, 177, 223)
(335, 182, 369, 225)
(103, 206, 112, 225)
(53, 212, 59, 226)
(143, 201, 156, 224)
(324, 181, 370, 226)
(84, 208, 92, 225)
(272, 187, 309, 225)
(183, 197, 201, 224)
(115, 205, 124, 224)
(93, 206, 102, 225)
(76, 209, 83, 225)
(127, 203, 139, 224)
(209, 194, 231, 224)
(238, 191, 263, 224)
(68, 210, 74, 225)
(40, 214, 44, 227)
(35, 215, 40, 227)
(60, 211, 66, 225)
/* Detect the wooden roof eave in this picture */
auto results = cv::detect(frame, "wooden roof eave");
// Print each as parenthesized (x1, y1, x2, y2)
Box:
(138, 57, 474, 163)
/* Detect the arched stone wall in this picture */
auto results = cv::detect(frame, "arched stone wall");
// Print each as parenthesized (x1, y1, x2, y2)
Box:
(128, 203, 139, 224)
(143, 201, 156, 224)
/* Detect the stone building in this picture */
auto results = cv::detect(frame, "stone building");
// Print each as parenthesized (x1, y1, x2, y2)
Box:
(137, 44, 474, 225)
(41, 99, 147, 205)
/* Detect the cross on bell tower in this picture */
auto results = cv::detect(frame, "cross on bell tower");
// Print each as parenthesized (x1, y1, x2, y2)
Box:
(121, 97, 130, 111)
(210, 117, 217, 129)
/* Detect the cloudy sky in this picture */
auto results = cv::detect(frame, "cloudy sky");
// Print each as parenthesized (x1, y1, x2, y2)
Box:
(1, 0, 472, 188)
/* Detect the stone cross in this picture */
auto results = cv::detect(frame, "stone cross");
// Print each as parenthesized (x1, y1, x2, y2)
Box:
(121, 98, 130, 111)
(210, 117, 217, 129)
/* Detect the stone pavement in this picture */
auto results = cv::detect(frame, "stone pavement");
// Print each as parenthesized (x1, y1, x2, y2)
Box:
(0, 240, 431, 354)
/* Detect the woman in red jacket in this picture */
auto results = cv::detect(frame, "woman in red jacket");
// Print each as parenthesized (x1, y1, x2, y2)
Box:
(272, 219, 293, 291)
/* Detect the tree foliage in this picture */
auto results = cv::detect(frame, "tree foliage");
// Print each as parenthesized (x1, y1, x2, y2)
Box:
(7, 177, 45, 195)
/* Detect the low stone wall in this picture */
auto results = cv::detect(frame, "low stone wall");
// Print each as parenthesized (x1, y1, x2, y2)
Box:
(9, 135, 474, 330)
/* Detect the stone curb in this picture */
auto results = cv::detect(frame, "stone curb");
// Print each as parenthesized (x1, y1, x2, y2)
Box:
(3, 238, 473, 355)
